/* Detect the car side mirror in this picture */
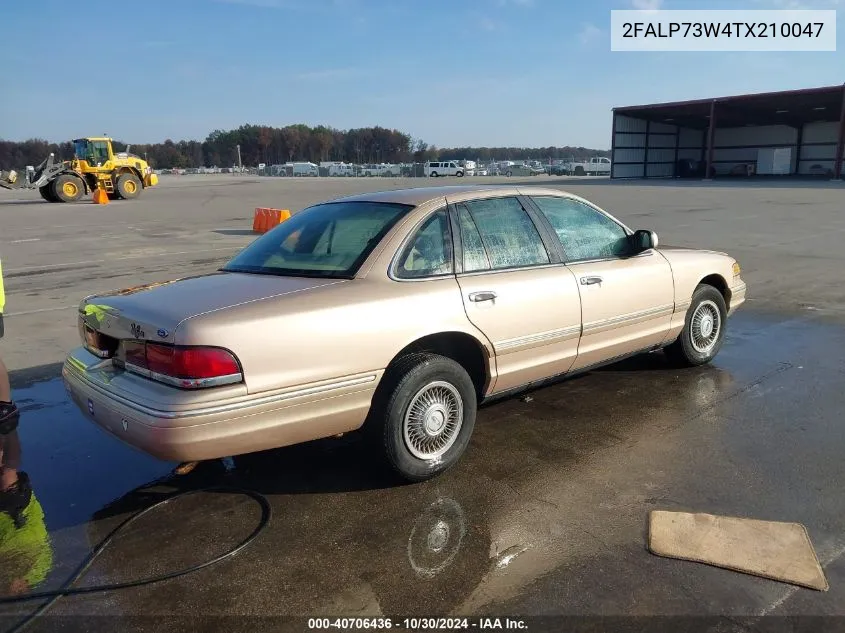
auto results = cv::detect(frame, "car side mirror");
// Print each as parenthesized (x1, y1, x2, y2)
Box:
(632, 229, 658, 253)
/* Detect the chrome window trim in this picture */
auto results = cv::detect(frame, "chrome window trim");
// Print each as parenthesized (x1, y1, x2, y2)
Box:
(456, 261, 567, 279)
(564, 250, 655, 266)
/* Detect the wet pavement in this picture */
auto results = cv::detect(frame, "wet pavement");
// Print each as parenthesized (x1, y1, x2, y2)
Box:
(1, 310, 844, 631)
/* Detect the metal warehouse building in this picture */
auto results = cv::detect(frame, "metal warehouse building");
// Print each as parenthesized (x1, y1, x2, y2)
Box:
(610, 84, 845, 180)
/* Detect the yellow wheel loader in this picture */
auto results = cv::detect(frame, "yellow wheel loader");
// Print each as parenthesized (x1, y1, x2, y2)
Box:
(0, 137, 158, 203)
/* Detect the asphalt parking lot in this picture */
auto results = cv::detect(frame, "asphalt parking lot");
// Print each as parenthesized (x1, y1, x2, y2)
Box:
(1, 175, 845, 630)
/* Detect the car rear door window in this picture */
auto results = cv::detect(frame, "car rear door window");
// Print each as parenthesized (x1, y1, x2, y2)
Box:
(395, 210, 454, 278)
(531, 196, 630, 262)
(460, 197, 550, 270)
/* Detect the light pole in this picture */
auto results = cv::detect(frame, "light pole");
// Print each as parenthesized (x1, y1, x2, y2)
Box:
(236, 144, 243, 173)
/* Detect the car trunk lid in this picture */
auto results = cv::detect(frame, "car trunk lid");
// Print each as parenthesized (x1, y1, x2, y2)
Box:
(79, 271, 343, 354)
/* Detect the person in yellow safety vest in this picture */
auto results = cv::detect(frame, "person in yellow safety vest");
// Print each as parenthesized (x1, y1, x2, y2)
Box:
(0, 428, 54, 596)
(0, 257, 18, 427)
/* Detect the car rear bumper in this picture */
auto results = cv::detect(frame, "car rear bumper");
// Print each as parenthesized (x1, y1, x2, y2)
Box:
(62, 347, 379, 462)
(728, 280, 747, 316)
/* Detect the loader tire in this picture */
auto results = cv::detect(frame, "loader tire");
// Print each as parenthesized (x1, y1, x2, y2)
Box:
(116, 173, 142, 200)
(52, 174, 85, 203)
(39, 185, 58, 202)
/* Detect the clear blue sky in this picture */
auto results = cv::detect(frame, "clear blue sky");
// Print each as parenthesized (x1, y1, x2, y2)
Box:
(0, 0, 841, 149)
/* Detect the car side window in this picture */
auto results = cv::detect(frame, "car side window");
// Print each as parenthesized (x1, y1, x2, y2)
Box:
(460, 197, 550, 270)
(395, 210, 454, 279)
(531, 196, 630, 262)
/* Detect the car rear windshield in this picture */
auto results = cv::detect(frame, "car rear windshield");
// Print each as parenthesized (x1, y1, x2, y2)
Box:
(221, 201, 413, 278)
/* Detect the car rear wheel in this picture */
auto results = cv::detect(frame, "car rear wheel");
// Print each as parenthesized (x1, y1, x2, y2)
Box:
(430, 171, 439, 177)
(665, 284, 727, 367)
(456, 171, 464, 177)
(368, 353, 477, 482)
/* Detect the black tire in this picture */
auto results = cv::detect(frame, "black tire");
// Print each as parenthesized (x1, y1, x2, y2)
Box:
(574, 166, 585, 176)
(456, 171, 464, 177)
(506, 170, 512, 177)
(665, 284, 727, 367)
(51, 174, 85, 203)
(430, 171, 439, 178)
(116, 172, 142, 199)
(367, 353, 477, 482)
(39, 185, 58, 202)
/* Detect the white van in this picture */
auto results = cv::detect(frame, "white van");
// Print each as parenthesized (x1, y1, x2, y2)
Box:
(291, 162, 319, 177)
(424, 161, 464, 177)
(328, 163, 355, 177)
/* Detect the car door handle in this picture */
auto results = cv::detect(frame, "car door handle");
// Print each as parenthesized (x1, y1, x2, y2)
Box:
(580, 276, 603, 286)
(468, 291, 497, 302)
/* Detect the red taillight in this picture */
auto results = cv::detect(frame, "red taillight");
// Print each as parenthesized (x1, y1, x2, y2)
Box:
(151, 344, 240, 379)
(122, 343, 242, 388)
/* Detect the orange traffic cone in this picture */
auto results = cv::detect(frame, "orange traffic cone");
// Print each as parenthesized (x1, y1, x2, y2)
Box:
(93, 187, 109, 205)
(252, 208, 262, 232)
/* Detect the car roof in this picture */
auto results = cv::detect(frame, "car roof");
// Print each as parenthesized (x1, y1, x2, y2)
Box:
(330, 185, 575, 207)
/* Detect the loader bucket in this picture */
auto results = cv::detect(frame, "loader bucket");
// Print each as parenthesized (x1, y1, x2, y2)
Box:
(0, 170, 18, 189)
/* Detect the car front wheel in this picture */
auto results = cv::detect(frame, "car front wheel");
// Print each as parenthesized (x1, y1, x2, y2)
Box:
(665, 284, 727, 367)
(369, 353, 477, 482)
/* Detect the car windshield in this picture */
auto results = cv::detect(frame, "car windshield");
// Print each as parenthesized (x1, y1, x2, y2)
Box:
(222, 200, 413, 278)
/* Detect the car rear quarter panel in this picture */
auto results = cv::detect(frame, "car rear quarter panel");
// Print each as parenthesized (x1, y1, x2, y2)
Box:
(174, 277, 493, 396)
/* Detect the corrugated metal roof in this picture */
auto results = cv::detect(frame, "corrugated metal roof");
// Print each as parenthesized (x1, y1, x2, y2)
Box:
(614, 84, 844, 112)
(614, 84, 845, 129)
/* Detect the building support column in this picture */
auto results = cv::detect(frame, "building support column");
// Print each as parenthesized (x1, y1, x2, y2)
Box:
(610, 112, 618, 179)
(673, 126, 680, 178)
(833, 85, 845, 181)
(704, 100, 717, 181)
(794, 123, 803, 176)
(643, 120, 651, 179)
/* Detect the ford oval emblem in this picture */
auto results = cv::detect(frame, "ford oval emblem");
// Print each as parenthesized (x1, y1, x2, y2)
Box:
(157, 328, 168, 338)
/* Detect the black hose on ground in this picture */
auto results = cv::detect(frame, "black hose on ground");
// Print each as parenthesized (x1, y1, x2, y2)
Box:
(0, 486, 272, 633)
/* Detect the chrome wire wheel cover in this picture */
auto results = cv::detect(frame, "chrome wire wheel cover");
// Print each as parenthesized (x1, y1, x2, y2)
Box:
(690, 299, 721, 354)
(403, 381, 464, 460)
